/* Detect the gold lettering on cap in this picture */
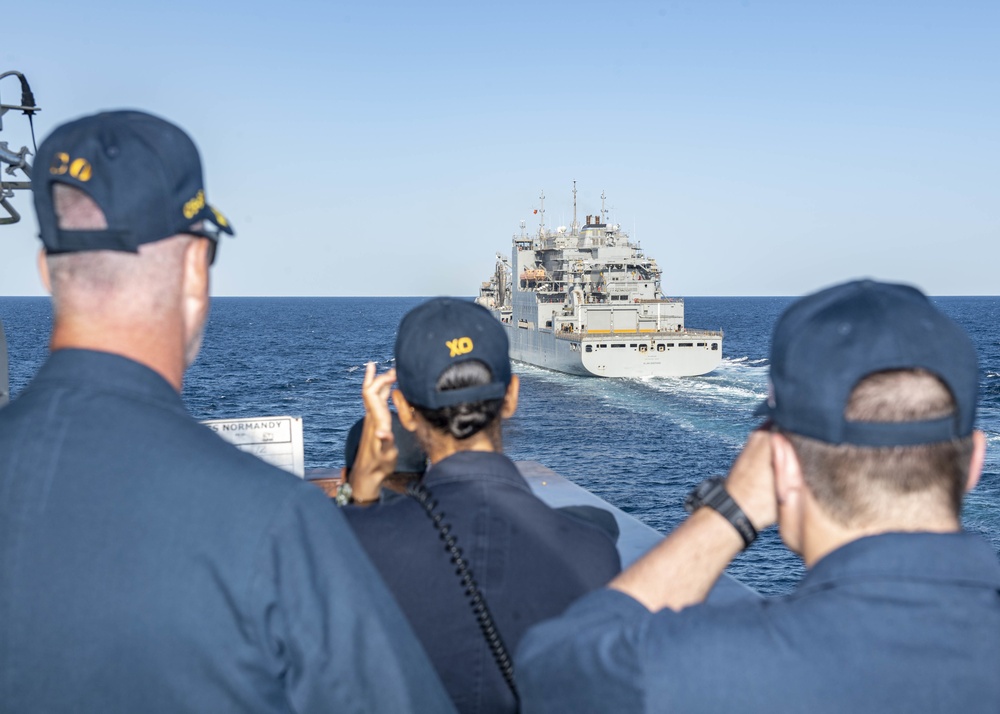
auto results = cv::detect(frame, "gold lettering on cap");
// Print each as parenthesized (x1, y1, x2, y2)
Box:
(68, 158, 92, 182)
(183, 190, 206, 220)
(50, 152, 70, 175)
(446, 336, 474, 357)
(50, 153, 93, 182)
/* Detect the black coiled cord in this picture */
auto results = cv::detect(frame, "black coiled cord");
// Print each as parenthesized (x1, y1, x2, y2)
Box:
(406, 481, 519, 704)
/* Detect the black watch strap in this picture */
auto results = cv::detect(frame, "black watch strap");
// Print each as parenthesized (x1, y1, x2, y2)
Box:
(684, 476, 758, 549)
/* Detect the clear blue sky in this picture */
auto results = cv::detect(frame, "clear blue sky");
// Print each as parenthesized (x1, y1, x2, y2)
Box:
(2, 0, 997, 296)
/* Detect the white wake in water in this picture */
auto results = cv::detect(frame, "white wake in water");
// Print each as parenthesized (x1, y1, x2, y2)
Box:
(513, 356, 772, 449)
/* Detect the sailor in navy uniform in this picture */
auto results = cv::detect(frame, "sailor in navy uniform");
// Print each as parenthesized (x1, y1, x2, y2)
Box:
(517, 280, 1000, 714)
(0, 110, 455, 714)
(344, 298, 621, 714)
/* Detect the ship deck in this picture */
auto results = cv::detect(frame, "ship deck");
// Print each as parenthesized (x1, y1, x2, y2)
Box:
(518, 461, 758, 604)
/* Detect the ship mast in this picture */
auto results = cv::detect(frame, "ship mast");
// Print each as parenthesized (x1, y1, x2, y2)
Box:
(571, 180, 579, 235)
(600, 191, 608, 225)
(537, 190, 546, 239)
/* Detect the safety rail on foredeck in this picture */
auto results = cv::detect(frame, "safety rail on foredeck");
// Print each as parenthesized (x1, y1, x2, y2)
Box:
(552, 328, 724, 341)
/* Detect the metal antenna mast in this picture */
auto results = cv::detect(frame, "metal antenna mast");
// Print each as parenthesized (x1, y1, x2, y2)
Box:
(571, 180, 578, 234)
(600, 191, 607, 224)
(538, 190, 546, 237)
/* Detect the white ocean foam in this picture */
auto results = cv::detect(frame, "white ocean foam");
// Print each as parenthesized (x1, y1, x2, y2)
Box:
(719, 356, 768, 367)
(645, 371, 765, 400)
(674, 417, 696, 432)
(621, 383, 766, 431)
(702, 384, 764, 400)
(516, 356, 766, 445)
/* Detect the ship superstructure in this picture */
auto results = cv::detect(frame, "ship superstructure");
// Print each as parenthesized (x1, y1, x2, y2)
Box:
(476, 186, 723, 377)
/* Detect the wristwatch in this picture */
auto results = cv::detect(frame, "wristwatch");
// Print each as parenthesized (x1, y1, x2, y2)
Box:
(334, 480, 380, 507)
(334, 481, 353, 507)
(684, 476, 758, 549)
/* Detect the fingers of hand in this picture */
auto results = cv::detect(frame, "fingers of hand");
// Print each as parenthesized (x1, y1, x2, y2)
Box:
(362, 361, 377, 388)
(727, 431, 778, 530)
(370, 368, 397, 399)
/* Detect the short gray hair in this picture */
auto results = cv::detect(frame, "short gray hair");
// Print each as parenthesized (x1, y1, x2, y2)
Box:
(784, 369, 972, 526)
(47, 184, 191, 317)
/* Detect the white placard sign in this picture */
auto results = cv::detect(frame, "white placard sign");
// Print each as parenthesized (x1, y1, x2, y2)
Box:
(203, 416, 305, 478)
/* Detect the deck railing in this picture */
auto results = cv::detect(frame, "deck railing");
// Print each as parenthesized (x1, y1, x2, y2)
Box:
(553, 327, 724, 341)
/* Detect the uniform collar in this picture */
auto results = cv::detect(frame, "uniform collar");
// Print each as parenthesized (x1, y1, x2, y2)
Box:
(800, 531, 1000, 592)
(423, 450, 531, 492)
(32, 348, 183, 408)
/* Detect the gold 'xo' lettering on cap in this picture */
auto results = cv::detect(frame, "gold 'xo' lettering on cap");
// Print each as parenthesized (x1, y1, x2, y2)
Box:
(50, 153, 93, 181)
(446, 337, 474, 357)
(183, 190, 206, 219)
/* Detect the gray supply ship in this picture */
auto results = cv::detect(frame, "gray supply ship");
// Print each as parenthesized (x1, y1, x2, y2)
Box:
(476, 185, 723, 377)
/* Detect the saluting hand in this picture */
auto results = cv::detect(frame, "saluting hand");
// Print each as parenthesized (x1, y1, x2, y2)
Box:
(724, 428, 778, 532)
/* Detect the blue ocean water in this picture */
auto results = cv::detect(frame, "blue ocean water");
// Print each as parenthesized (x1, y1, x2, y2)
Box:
(2, 295, 998, 595)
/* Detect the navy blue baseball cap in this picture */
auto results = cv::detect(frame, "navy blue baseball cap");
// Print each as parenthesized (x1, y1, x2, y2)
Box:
(33, 110, 233, 254)
(395, 297, 512, 409)
(756, 279, 978, 446)
(343, 413, 428, 474)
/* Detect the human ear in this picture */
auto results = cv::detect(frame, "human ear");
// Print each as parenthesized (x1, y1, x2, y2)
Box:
(182, 237, 211, 299)
(37, 250, 52, 294)
(392, 390, 419, 432)
(966, 430, 986, 493)
(771, 432, 805, 553)
(771, 433, 803, 503)
(180, 237, 211, 366)
(500, 375, 520, 419)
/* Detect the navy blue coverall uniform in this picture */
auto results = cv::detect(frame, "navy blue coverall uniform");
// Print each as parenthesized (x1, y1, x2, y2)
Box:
(345, 450, 622, 714)
(0, 349, 456, 713)
(517, 531, 1000, 714)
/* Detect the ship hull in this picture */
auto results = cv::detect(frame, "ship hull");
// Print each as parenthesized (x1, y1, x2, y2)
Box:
(502, 322, 722, 378)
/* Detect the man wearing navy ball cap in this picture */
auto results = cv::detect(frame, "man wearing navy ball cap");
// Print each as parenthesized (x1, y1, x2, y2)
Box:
(345, 297, 621, 714)
(0, 110, 455, 713)
(518, 279, 1000, 713)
